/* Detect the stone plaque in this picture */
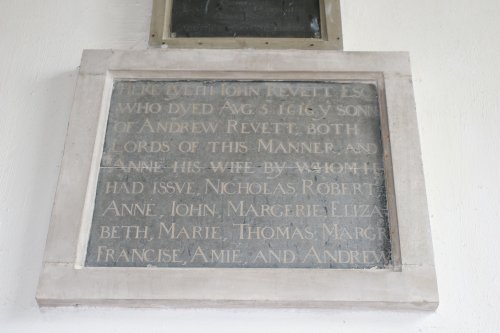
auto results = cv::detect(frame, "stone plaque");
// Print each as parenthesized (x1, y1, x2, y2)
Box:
(85, 80, 392, 269)
(38, 50, 438, 309)
(171, 0, 321, 38)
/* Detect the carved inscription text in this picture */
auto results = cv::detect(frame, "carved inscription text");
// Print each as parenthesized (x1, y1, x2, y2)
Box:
(85, 80, 393, 269)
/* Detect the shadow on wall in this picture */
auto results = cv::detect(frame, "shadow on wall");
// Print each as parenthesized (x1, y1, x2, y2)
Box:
(76, 0, 152, 49)
(4, 70, 79, 319)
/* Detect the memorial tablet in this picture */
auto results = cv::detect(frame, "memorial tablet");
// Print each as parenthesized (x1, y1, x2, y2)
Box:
(171, 0, 321, 38)
(37, 49, 438, 309)
(85, 80, 393, 269)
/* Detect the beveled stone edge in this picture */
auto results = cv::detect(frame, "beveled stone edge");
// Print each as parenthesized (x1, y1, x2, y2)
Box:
(79, 49, 411, 76)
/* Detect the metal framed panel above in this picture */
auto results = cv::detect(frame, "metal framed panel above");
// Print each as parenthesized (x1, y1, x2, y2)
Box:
(149, 0, 343, 50)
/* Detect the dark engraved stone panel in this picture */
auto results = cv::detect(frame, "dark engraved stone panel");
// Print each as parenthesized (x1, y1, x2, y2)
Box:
(85, 80, 392, 269)
(171, 0, 321, 38)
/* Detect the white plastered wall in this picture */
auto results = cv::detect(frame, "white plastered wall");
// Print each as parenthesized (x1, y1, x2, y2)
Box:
(0, 0, 499, 332)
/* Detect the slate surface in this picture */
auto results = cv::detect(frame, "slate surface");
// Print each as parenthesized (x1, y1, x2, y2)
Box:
(171, 0, 322, 38)
(85, 80, 392, 269)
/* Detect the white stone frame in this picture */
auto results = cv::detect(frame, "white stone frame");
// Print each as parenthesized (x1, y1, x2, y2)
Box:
(36, 49, 438, 310)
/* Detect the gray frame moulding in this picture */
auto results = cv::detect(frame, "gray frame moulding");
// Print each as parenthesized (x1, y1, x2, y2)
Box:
(149, 0, 343, 50)
(37, 49, 438, 310)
